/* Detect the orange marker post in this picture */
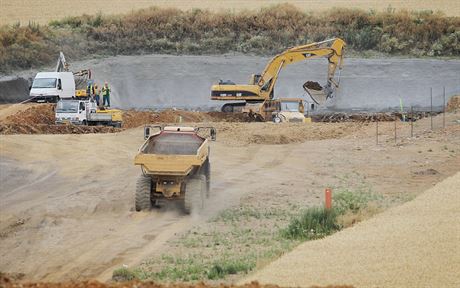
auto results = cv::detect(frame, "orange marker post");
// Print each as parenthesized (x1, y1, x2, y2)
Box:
(325, 188, 332, 210)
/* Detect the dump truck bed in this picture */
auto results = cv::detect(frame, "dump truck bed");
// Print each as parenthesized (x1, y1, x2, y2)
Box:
(134, 131, 208, 176)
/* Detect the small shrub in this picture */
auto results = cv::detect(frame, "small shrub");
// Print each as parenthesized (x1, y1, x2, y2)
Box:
(281, 207, 340, 240)
(207, 259, 255, 280)
(333, 189, 380, 215)
(112, 267, 137, 282)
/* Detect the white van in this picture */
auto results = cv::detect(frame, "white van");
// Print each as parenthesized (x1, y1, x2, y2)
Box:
(29, 72, 75, 103)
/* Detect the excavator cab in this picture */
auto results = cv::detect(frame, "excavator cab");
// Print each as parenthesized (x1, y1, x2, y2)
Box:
(249, 74, 262, 85)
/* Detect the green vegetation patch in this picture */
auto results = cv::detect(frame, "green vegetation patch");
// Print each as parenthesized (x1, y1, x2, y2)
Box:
(113, 180, 384, 283)
(281, 207, 340, 240)
(2, 4, 459, 72)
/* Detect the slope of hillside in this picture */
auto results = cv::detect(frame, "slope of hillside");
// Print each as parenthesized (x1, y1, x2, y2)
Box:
(242, 172, 460, 287)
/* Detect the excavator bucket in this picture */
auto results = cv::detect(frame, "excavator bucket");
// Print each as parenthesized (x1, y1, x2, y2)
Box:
(303, 81, 330, 105)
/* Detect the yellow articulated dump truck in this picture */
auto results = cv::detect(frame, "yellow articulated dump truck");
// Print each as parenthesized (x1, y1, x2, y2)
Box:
(134, 126, 216, 213)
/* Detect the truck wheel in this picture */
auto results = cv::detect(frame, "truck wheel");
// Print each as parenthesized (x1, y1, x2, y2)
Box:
(221, 104, 233, 113)
(202, 159, 211, 198)
(273, 116, 282, 123)
(135, 174, 152, 211)
(184, 175, 206, 214)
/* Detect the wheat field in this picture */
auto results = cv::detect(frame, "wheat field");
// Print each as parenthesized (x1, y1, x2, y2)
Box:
(1, 0, 459, 26)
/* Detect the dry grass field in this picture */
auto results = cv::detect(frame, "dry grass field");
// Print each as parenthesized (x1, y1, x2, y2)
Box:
(1, 0, 459, 25)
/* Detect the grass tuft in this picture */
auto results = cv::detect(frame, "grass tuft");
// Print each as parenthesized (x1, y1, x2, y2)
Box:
(281, 207, 340, 240)
(112, 267, 138, 282)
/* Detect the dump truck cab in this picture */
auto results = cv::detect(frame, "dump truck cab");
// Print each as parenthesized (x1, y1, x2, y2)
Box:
(134, 126, 216, 213)
(272, 98, 306, 123)
(242, 98, 306, 122)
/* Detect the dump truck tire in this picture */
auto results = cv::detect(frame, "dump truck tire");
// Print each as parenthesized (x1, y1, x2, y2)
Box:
(184, 175, 206, 214)
(135, 174, 152, 211)
(202, 159, 211, 198)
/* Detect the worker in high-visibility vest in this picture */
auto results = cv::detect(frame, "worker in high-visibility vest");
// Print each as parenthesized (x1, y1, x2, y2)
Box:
(94, 83, 100, 106)
(101, 81, 111, 107)
(86, 83, 94, 98)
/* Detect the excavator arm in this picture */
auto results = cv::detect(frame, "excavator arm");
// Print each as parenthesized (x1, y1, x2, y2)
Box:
(257, 38, 345, 102)
(211, 38, 346, 111)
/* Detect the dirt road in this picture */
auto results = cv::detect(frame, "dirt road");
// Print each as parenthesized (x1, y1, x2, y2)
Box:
(242, 172, 460, 287)
(0, 113, 459, 282)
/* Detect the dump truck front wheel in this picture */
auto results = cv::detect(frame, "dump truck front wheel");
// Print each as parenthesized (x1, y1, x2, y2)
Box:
(135, 174, 152, 211)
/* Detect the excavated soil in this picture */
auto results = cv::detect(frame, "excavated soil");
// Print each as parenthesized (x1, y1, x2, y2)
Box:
(0, 275, 353, 288)
(0, 104, 120, 134)
(0, 104, 249, 134)
(122, 110, 248, 129)
(212, 122, 362, 145)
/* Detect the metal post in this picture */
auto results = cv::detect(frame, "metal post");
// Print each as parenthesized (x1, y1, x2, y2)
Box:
(376, 120, 379, 145)
(410, 106, 414, 137)
(443, 87, 446, 129)
(430, 88, 433, 130)
(394, 115, 397, 144)
(325, 188, 332, 210)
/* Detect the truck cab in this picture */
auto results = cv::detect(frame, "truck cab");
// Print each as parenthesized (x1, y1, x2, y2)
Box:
(30, 72, 75, 103)
(55, 99, 123, 127)
(55, 99, 95, 125)
(272, 98, 306, 123)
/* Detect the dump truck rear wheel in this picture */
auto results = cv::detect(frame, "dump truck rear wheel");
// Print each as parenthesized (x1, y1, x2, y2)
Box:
(135, 174, 152, 211)
(184, 175, 206, 214)
(202, 159, 211, 198)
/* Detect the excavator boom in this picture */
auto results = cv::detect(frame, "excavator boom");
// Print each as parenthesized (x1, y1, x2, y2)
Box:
(211, 38, 345, 111)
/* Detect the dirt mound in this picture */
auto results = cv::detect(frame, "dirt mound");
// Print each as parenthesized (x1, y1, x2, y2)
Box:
(0, 124, 120, 134)
(446, 95, 460, 112)
(0, 275, 352, 288)
(3, 104, 55, 125)
(0, 104, 37, 121)
(0, 104, 119, 134)
(214, 122, 360, 145)
(122, 110, 247, 129)
(0, 104, 249, 134)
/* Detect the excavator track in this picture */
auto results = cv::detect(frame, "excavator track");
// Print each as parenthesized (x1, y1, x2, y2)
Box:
(221, 102, 247, 113)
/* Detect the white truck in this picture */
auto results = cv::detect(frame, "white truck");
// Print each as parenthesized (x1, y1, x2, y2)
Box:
(29, 72, 75, 103)
(55, 99, 123, 127)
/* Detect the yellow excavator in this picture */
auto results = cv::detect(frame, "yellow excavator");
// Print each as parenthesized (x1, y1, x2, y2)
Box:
(211, 38, 346, 112)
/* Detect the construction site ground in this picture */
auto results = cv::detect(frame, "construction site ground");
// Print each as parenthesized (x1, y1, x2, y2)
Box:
(0, 102, 459, 286)
(243, 172, 460, 287)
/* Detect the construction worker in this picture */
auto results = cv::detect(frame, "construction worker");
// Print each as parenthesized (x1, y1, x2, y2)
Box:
(86, 81, 95, 98)
(94, 83, 100, 106)
(102, 81, 111, 107)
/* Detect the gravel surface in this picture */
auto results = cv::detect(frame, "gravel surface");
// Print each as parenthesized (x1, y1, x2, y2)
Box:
(242, 172, 460, 287)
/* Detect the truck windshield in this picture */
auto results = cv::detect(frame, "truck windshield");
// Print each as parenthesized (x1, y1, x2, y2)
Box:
(32, 78, 57, 88)
(56, 101, 78, 113)
(280, 101, 300, 112)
